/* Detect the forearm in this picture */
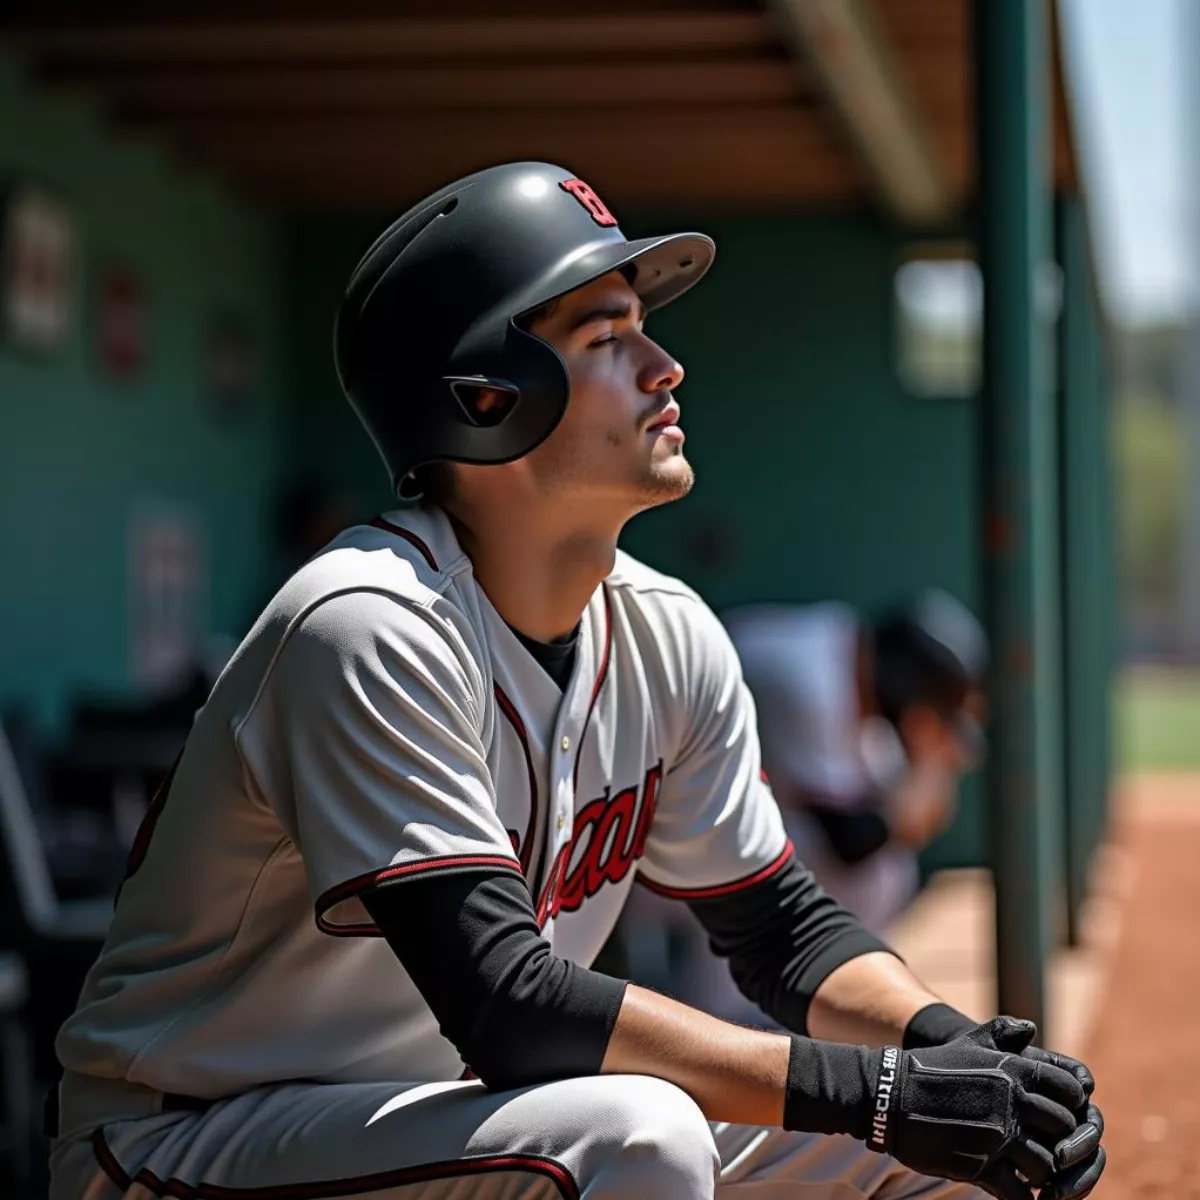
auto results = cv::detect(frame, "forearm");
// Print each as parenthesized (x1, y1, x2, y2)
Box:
(805, 950, 943, 1046)
(603, 983, 791, 1125)
(687, 856, 893, 1034)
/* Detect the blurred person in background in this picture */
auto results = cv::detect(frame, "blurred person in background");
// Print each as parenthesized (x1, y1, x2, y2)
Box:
(620, 589, 987, 1023)
(724, 589, 988, 935)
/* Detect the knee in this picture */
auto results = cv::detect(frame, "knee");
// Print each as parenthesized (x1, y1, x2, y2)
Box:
(582, 1076, 718, 1200)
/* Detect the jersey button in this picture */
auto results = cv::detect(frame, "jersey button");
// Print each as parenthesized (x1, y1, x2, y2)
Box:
(560, 736, 571, 752)
(557, 813, 566, 830)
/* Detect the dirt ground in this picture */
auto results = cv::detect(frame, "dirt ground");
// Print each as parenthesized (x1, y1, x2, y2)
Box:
(1084, 774, 1200, 1199)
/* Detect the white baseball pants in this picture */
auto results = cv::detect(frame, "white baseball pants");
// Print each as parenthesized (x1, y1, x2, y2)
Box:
(50, 1071, 986, 1200)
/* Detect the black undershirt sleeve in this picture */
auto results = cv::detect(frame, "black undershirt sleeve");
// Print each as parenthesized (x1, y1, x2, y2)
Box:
(687, 855, 895, 1034)
(363, 868, 626, 1090)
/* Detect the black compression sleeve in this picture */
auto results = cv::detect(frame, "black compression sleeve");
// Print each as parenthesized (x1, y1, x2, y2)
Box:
(806, 803, 892, 865)
(363, 869, 627, 1090)
(688, 856, 895, 1034)
(784, 1034, 877, 1137)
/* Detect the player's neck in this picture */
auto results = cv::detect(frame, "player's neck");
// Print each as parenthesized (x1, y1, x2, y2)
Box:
(448, 503, 621, 643)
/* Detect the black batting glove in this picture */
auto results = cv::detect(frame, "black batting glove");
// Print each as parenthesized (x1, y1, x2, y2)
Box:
(865, 1016, 1086, 1200)
(904, 1002, 1106, 1199)
(961, 1015, 1106, 1199)
(1006, 1044, 1105, 1200)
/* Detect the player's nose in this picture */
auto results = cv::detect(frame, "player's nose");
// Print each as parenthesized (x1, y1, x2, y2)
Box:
(639, 339, 684, 394)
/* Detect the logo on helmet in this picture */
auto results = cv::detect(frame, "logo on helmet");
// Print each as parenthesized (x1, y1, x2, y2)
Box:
(560, 179, 618, 227)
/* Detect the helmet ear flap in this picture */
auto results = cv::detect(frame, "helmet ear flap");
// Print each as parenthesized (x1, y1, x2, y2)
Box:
(446, 378, 519, 428)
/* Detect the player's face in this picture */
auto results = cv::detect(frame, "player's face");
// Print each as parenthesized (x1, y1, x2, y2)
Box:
(900, 691, 987, 775)
(522, 272, 693, 511)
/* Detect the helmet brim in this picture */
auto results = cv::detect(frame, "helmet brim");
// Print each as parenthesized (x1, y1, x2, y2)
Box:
(510, 231, 716, 322)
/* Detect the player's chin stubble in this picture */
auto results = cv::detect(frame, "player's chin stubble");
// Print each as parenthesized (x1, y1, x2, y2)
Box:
(529, 422, 694, 507)
(642, 445, 695, 505)
(603, 420, 694, 505)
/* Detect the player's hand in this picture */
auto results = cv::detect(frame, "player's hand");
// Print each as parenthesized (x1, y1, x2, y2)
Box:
(867, 1016, 1086, 1200)
(1012, 1044, 1105, 1200)
(904, 1006, 1106, 1200)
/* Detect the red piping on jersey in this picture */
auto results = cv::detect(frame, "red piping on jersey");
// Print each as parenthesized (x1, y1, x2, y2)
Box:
(636, 839, 795, 900)
(493, 682, 538, 877)
(571, 584, 613, 793)
(368, 516, 438, 572)
(313, 854, 521, 936)
(92, 1127, 581, 1199)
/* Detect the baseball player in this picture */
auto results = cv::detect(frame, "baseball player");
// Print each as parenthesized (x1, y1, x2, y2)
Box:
(725, 591, 989, 935)
(49, 162, 1104, 1200)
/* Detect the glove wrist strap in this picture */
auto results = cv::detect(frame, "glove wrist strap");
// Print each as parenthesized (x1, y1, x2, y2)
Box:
(866, 1045, 902, 1154)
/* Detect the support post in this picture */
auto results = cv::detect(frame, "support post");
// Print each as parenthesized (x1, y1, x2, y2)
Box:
(975, 0, 1061, 1032)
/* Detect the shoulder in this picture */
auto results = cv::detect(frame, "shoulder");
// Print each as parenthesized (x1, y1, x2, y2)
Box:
(266, 503, 476, 638)
(286, 504, 468, 611)
(606, 549, 709, 616)
(606, 550, 737, 688)
(606, 550, 728, 644)
(242, 506, 488, 715)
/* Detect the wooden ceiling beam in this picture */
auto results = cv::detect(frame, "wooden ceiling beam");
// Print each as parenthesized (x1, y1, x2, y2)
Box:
(765, 0, 956, 225)
(155, 106, 843, 166)
(871, 0, 967, 34)
(226, 152, 863, 212)
(159, 108, 858, 210)
(0, 0, 731, 18)
(2, 13, 775, 66)
(42, 60, 806, 117)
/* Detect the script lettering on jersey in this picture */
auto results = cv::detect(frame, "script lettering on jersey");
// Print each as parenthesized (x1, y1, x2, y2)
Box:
(536, 760, 662, 925)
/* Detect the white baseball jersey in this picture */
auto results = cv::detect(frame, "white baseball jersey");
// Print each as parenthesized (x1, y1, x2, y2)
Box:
(723, 603, 907, 804)
(722, 604, 917, 933)
(57, 504, 788, 1098)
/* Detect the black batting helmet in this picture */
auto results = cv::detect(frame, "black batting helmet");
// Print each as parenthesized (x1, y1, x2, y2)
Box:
(872, 589, 989, 741)
(333, 162, 715, 497)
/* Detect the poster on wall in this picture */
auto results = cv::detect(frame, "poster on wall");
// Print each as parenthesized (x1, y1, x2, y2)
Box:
(127, 504, 207, 694)
(0, 181, 77, 356)
(96, 264, 147, 381)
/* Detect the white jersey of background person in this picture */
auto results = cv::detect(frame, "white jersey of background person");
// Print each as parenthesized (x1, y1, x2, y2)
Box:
(724, 602, 918, 935)
(56, 504, 790, 1098)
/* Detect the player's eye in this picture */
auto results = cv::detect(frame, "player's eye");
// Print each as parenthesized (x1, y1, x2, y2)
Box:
(589, 333, 619, 349)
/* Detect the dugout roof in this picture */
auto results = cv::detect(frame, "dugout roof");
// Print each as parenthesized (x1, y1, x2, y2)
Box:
(2, 0, 1080, 222)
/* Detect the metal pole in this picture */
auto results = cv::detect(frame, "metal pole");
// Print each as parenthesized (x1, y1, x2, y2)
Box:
(975, 0, 1060, 1032)
(1057, 196, 1106, 946)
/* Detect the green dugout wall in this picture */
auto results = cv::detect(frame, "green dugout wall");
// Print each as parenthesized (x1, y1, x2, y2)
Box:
(0, 57, 286, 736)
